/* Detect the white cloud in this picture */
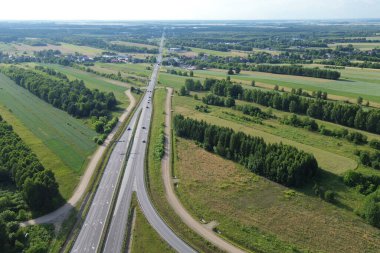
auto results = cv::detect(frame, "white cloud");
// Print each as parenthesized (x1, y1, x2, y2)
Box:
(1, 0, 379, 20)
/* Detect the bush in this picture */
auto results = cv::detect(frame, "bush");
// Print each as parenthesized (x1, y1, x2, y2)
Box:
(324, 190, 336, 203)
(358, 189, 380, 228)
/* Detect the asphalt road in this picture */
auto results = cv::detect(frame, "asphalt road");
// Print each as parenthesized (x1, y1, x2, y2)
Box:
(71, 92, 141, 253)
(102, 59, 158, 253)
(103, 34, 195, 253)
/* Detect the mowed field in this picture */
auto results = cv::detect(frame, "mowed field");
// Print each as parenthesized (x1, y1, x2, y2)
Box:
(0, 74, 97, 199)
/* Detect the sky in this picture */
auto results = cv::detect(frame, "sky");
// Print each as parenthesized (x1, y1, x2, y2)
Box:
(1, 0, 380, 20)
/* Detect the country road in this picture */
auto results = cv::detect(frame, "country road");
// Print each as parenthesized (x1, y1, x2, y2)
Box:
(20, 89, 136, 226)
(162, 88, 247, 253)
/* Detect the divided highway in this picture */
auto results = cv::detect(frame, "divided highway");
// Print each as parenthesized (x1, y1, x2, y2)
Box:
(71, 101, 141, 252)
(103, 33, 195, 253)
(72, 33, 195, 253)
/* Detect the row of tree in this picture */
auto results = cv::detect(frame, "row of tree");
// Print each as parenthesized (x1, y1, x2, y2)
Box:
(282, 114, 368, 145)
(254, 65, 341, 80)
(202, 94, 235, 107)
(356, 150, 380, 170)
(1, 66, 118, 119)
(197, 78, 380, 135)
(173, 115, 319, 187)
(0, 116, 60, 213)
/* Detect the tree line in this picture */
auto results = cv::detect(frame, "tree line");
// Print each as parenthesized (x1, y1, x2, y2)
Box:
(282, 114, 368, 145)
(0, 116, 60, 213)
(174, 114, 319, 187)
(1, 66, 118, 119)
(254, 65, 341, 80)
(196, 78, 380, 135)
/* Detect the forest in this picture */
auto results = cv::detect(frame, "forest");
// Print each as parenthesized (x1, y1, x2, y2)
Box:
(173, 114, 319, 187)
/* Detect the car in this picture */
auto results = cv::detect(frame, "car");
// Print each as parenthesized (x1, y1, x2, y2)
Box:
(127, 127, 131, 131)
(142, 140, 146, 143)
(142, 126, 146, 129)
(146, 106, 149, 109)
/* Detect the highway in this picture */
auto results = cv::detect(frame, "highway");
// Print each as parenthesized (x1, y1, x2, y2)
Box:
(103, 33, 195, 253)
(71, 104, 141, 253)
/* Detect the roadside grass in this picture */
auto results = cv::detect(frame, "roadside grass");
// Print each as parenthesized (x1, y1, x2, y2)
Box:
(0, 74, 96, 199)
(130, 195, 175, 253)
(175, 138, 380, 253)
(146, 88, 223, 253)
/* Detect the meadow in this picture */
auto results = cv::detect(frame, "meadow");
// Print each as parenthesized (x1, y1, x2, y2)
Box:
(0, 74, 97, 199)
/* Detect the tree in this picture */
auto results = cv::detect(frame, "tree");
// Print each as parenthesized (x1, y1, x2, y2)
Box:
(274, 85, 279, 91)
(359, 189, 380, 228)
(189, 70, 194, 77)
(179, 86, 189, 96)
(251, 80, 255, 86)
(235, 67, 241, 74)
(357, 96, 363, 105)
(227, 68, 234, 75)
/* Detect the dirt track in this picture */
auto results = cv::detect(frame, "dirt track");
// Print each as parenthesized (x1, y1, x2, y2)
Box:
(161, 88, 246, 253)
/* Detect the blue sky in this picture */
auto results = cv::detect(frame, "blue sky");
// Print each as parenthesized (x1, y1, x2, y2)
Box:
(2, 0, 380, 20)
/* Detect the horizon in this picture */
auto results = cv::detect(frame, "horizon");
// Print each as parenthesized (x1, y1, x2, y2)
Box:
(2, 0, 380, 21)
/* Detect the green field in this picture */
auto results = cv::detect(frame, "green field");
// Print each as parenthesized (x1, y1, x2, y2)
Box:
(0, 74, 97, 199)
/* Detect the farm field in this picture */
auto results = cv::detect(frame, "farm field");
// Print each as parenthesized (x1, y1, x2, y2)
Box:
(0, 74, 97, 199)
(169, 89, 380, 252)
